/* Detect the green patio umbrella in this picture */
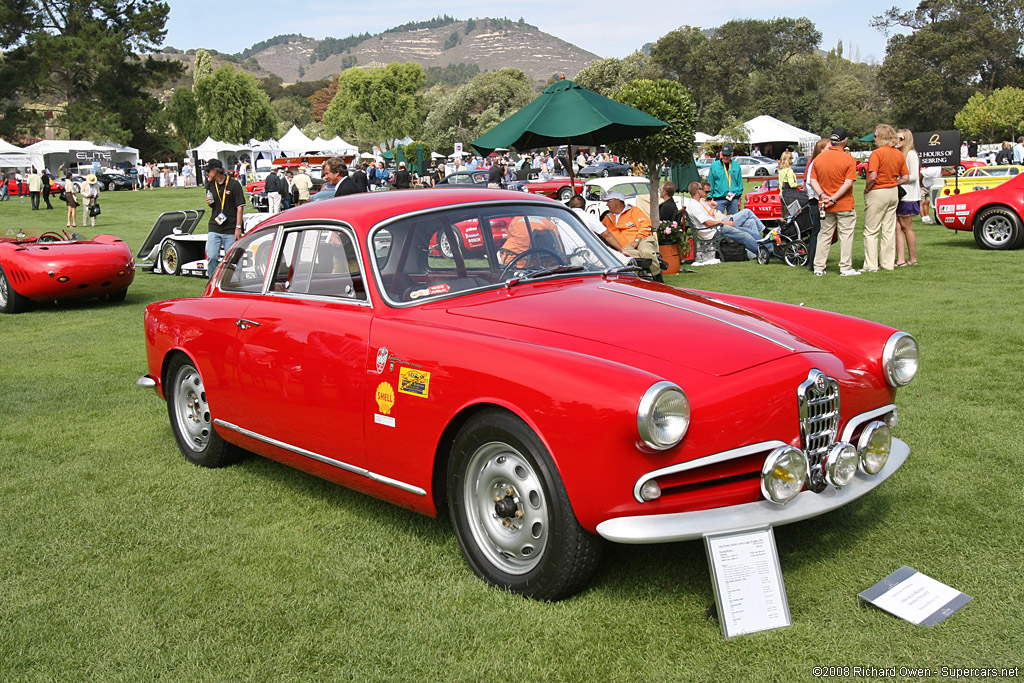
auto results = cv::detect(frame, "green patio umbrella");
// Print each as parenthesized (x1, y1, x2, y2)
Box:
(471, 79, 667, 189)
(416, 143, 425, 176)
(859, 133, 875, 143)
(381, 148, 395, 160)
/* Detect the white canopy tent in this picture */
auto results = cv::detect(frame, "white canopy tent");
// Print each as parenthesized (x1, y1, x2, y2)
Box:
(248, 139, 281, 167)
(743, 115, 819, 154)
(277, 126, 315, 156)
(0, 138, 30, 168)
(23, 139, 138, 173)
(326, 135, 358, 155)
(189, 137, 251, 166)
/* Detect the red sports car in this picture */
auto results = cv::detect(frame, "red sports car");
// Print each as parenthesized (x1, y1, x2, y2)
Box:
(1, 228, 135, 313)
(934, 171, 1024, 249)
(5, 178, 63, 195)
(746, 178, 785, 224)
(138, 188, 917, 600)
(521, 175, 586, 202)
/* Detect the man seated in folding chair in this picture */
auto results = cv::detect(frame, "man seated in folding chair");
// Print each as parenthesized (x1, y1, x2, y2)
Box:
(601, 191, 663, 282)
(685, 182, 763, 260)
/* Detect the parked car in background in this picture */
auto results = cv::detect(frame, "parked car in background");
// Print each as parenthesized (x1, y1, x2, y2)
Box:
(433, 170, 527, 192)
(577, 161, 633, 178)
(138, 187, 917, 601)
(521, 173, 586, 202)
(96, 171, 135, 192)
(928, 165, 1024, 212)
(935, 171, 1024, 250)
(247, 177, 326, 212)
(5, 177, 62, 195)
(582, 176, 652, 216)
(698, 156, 778, 179)
(1, 227, 134, 313)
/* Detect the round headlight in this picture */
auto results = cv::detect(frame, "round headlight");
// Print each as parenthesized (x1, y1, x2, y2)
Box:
(823, 442, 859, 487)
(636, 381, 690, 450)
(883, 332, 919, 386)
(760, 446, 808, 504)
(857, 421, 891, 475)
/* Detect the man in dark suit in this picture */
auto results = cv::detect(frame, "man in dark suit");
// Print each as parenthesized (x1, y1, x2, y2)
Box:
(353, 162, 369, 192)
(323, 157, 359, 197)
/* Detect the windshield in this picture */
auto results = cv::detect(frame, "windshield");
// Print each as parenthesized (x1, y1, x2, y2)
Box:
(370, 203, 625, 305)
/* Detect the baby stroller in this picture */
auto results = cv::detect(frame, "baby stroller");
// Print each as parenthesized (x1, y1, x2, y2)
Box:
(756, 189, 811, 267)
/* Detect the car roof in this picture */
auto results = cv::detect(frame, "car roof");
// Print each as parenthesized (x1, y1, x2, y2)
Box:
(583, 176, 650, 188)
(249, 188, 559, 237)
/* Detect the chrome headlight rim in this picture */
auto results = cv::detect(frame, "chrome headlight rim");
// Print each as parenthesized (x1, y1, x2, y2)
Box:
(760, 445, 808, 504)
(823, 442, 859, 487)
(636, 381, 690, 451)
(857, 420, 892, 475)
(882, 331, 919, 387)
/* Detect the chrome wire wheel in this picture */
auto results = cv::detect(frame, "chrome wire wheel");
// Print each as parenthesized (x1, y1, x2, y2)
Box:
(171, 364, 211, 453)
(463, 441, 548, 575)
(0, 270, 8, 308)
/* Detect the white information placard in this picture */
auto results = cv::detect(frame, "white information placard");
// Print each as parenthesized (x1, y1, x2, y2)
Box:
(453, 142, 463, 154)
(704, 527, 791, 638)
(858, 566, 972, 627)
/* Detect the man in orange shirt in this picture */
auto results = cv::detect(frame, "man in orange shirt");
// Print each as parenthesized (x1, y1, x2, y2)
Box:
(601, 192, 661, 279)
(863, 124, 909, 271)
(809, 128, 859, 276)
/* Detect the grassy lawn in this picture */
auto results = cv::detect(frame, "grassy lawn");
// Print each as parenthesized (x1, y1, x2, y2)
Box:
(1, 185, 1022, 680)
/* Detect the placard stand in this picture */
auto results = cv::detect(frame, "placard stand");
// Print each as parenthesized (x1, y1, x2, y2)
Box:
(704, 527, 792, 639)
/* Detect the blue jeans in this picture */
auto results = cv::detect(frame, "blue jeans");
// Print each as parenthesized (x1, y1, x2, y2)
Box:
(729, 209, 766, 241)
(720, 224, 759, 258)
(715, 196, 740, 215)
(206, 231, 237, 279)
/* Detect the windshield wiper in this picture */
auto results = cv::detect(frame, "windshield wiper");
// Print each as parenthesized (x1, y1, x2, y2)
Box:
(602, 264, 643, 278)
(522, 264, 585, 280)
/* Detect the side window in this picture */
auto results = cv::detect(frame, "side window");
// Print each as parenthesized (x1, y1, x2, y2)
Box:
(270, 228, 366, 300)
(221, 231, 277, 293)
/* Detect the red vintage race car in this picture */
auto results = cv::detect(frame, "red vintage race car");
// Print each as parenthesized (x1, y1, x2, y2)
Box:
(521, 174, 586, 202)
(746, 177, 784, 224)
(0, 228, 135, 313)
(138, 188, 917, 601)
(934, 171, 1024, 249)
(5, 178, 63, 195)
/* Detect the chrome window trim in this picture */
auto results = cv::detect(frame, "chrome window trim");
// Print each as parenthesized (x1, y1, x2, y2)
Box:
(841, 404, 897, 443)
(262, 223, 373, 307)
(214, 419, 426, 496)
(216, 225, 283, 296)
(368, 199, 616, 309)
(598, 286, 797, 352)
(632, 440, 789, 503)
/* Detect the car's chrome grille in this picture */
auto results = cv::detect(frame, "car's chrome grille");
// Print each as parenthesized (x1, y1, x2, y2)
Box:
(798, 369, 840, 462)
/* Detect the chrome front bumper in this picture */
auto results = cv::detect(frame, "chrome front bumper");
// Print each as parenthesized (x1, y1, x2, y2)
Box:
(596, 437, 909, 544)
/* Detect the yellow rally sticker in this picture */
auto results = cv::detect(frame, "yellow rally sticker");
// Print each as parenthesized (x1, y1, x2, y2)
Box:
(398, 368, 430, 398)
(375, 381, 395, 414)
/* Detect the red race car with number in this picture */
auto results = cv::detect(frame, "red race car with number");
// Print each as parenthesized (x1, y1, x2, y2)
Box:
(1, 228, 135, 313)
(138, 188, 917, 601)
(521, 174, 586, 202)
(934, 171, 1024, 250)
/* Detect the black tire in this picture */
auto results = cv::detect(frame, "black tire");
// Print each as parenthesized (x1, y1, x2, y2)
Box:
(162, 241, 182, 275)
(164, 354, 244, 468)
(756, 167, 768, 177)
(973, 206, 1023, 250)
(0, 264, 30, 313)
(447, 409, 602, 601)
(601, 169, 610, 177)
(557, 187, 574, 202)
(784, 240, 809, 267)
(107, 182, 116, 192)
(756, 246, 770, 265)
(106, 288, 128, 302)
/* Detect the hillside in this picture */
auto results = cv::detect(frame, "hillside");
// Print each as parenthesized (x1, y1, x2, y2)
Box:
(161, 19, 601, 85)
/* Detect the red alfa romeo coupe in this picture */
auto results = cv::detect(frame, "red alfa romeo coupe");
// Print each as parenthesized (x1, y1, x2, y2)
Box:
(1, 228, 135, 313)
(138, 189, 918, 600)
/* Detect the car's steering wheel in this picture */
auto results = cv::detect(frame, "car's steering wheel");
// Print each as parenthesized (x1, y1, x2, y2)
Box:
(37, 231, 66, 243)
(569, 246, 603, 268)
(500, 247, 565, 280)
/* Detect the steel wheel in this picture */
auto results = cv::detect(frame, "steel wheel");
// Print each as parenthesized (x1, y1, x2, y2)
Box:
(756, 167, 768, 176)
(439, 232, 456, 259)
(784, 240, 809, 267)
(170, 363, 212, 453)
(974, 207, 1022, 250)
(557, 187, 574, 202)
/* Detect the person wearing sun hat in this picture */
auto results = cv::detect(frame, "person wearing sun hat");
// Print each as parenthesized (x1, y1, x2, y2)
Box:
(80, 173, 102, 227)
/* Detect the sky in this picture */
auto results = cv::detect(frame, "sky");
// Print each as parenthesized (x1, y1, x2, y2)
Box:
(162, 1, 909, 65)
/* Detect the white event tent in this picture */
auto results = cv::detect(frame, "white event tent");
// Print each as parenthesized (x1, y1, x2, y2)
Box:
(23, 139, 139, 173)
(743, 115, 819, 155)
(277, 126, 316, 156)
(0, 138, 31, 168)
(190, 136, 252, 166)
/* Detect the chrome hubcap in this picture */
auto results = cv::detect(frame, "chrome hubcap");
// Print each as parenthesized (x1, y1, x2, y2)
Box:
(464, 442, 548, 575)
(0, 272, 8, 307)
(172, 365, 211, 452)
(983, 217, 1012, 245)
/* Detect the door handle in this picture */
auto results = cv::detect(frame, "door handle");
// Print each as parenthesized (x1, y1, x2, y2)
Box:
(236, 318, 260, 330)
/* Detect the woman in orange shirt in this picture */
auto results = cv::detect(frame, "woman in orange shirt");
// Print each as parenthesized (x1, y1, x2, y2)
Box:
(863, 124, 909, 271)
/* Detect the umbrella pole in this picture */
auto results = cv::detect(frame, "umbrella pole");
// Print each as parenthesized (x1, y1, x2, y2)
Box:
(567, 142, 574, 200)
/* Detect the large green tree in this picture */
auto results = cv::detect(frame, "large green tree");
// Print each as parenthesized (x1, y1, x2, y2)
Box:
(193, 66, 278, 144)
(0, 0, 44, 139)
(873, 0, 1024, 132)
(609, 79, 697, 227)
(322, 63, 425, 149)
(422, 68, 534, 151)
(10, 0, 182, 150)
(574, 53, 657, 97)
(955, 87, 1024, 142)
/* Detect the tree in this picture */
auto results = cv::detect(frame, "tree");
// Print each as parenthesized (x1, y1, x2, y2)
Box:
(609, 80, 697, 228)
(422, 68, 534, 151)
(0, 0, 44, 139)
(873, 0, 1024, 131)
(955, 88, 1024, 142)
(169, 86, 202, 147)
(322, 63, 425, 148)
(192, 48, 213, 88)
(574, 53, 657, 97)
(194, 65, 277, 143)
(273, 97, 313, 133)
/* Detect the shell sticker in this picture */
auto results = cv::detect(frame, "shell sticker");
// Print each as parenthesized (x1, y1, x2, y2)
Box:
(398, 368, 430, 398)
(375, 381, 395, 415)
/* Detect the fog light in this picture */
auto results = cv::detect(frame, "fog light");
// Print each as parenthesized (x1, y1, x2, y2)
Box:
(858, 421, 891, 475)
(760, 446, 808, 504)
(884, 408, 899, 429)
(823, 442, 858, 487)
(639, 480, 661, 501)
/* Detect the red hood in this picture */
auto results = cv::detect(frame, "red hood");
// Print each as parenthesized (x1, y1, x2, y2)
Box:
(445, 278, 821, 376)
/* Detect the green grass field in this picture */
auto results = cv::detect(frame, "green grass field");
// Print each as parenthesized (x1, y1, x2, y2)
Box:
(1, 184, 1022, 680)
